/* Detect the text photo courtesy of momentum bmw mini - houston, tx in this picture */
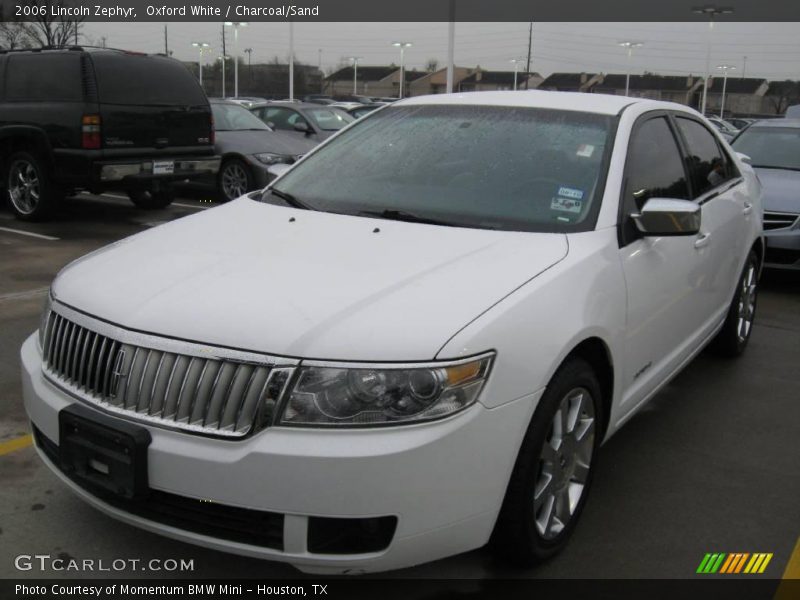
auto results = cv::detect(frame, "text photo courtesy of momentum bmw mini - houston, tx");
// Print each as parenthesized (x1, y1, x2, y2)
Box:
(1, 0, 799, 598)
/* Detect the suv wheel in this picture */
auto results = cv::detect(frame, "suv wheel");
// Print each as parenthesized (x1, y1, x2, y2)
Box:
(709, 250, 759, 357)
(128, 186, 175, 210)
(218, 159, 252, 201)
(491, 357, 601, 566)
(6, 152, 61, 221)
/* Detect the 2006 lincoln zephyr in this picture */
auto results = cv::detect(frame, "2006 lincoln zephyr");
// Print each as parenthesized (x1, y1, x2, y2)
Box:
(22, 91, 763, 574)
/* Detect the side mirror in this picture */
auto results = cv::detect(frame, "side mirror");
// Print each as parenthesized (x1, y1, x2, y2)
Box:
(266, 121, 276, 130)
(736, 152, 752, 165)
(266, 163, 292, 182)
(293, 121, 312, 134)
(631, 198, 701, 236)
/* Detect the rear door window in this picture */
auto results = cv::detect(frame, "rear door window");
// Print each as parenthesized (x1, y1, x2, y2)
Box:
(91, 53, 206, 106)
(675, 117, 737, 198)
(5, 54, 82, 102)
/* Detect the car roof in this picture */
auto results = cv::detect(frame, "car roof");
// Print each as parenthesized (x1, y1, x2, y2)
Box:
(746, 118, 800, 129)
(256, 101, 338, 110)
(397, 90, 700, 117)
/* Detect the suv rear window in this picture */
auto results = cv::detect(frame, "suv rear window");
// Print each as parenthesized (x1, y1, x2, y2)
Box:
(5, 54, 82, 102)
(90, 53, 207, 106)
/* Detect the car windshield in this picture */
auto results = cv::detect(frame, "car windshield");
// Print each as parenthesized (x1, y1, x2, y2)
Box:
(732, 126, 800, 170)
(212, 103, 271, 131)
(306, 107, 355, 131)
(266, 104, 613, 233)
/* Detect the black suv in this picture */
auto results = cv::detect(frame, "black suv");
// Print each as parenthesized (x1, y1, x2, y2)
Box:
(0, 47, 220, 220)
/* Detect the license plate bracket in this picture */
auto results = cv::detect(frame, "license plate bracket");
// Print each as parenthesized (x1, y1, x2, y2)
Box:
(59, 404, 151, 500)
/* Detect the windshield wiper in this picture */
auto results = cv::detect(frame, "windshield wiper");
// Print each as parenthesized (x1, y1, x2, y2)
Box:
(358, 209, 460, 227)
(263, 187, 314, 210)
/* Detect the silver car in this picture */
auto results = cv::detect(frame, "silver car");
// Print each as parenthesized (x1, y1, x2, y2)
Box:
(732, 119, 800, 269)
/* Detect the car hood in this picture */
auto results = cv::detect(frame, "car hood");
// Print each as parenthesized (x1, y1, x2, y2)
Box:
(754, 167, 800, 213)
(215, 129, 316, 157)
(53, 200, 568, 361)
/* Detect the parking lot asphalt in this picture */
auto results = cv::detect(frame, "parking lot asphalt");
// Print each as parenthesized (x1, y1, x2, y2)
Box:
(0, 192, 798, 580)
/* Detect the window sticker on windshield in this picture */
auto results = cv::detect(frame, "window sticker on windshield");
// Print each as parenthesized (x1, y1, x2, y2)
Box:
(557, 186, 584, 200)
(576, 144, 595, 158)
(551, 196, 583, 214)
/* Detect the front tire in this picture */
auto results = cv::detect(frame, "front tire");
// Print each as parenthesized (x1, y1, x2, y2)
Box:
(491, 357, 601, 566)
(709, 250, 759, 357)
(5, 151, 62, 221)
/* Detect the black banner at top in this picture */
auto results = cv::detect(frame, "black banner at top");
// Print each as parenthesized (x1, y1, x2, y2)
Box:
(2, 0, 800, 22)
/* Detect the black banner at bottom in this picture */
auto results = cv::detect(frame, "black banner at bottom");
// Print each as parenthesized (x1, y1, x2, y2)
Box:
(3, 578, 798, 600)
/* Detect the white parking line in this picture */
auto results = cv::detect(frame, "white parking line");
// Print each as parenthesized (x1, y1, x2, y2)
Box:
(0, 287, 49, 303)
(0, 226, 59, 241)
(173, 202, 210, 210)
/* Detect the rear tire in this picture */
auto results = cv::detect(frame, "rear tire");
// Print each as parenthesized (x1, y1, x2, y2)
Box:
(709, 250, 759, 357)
(127, 186, 175, 210)
(217, 158, 253, 202)
(491, 357, 601, 566)
(5, 151, 62, 221)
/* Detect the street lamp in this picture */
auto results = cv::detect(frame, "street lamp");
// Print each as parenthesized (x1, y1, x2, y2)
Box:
(716, 64, 736, 118)
(218, 55, 229, 98)
(509, 58, 525, 90)
(692, 5, 734, 114)
(191, 42, 210, 88)
(618, 41, 644, 97)
(224, 21, 248, 98)
(392, 41, 412, 99)
(348, 57, 363, 95)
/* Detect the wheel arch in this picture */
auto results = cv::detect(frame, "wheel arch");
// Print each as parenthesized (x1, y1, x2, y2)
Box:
(556, 336, 614, 440)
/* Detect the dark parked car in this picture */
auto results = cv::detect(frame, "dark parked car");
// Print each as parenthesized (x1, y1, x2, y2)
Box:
(250, 102, 355, 143)
(0, 48, 219, 220)
(732, 119, 800, 270)
(209, 100, 316, 201)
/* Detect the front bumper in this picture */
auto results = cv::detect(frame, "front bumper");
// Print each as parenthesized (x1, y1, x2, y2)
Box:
(21, 333, 535, 574)
(764, 226, 800, 270)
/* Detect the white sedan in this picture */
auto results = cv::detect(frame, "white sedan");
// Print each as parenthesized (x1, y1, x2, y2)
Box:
(22, 91, 763, 574)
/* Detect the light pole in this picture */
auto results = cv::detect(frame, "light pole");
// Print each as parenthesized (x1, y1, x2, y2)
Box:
(289, 22, 295, 100)
(191, 42, 210, 88)
(218, 55, 229, 98)
(348, 57, 363, 95)
(224, 21, 248, 98)
(716, 64, 736, 118)
(618, 41, 643, 97)
(392, 41, 412, 99)
(244, 47, 253, 90)
(509, 58, 525, 90)
(692, 5, 734, 114)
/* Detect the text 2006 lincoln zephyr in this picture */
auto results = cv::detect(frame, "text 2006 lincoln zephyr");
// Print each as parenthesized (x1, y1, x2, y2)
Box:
(22, 91, 763, 573)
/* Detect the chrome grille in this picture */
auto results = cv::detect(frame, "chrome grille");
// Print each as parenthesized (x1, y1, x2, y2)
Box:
(41, 311, 289, 438)
(763, 211, 798, 231)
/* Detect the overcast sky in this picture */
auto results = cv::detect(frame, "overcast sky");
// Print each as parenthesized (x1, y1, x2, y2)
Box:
(80, 21, 800, 80)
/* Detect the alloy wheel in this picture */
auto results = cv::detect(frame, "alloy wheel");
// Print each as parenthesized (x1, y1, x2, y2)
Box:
(534, 387, 596, 540)
(221, 163, 249, 200)
(8, 159, 41, 215)
(737, 262, 757, 342)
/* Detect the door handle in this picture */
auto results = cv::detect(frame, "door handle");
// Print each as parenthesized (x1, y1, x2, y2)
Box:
(743, 202, 753, 215)
(694, 232, 711, 249)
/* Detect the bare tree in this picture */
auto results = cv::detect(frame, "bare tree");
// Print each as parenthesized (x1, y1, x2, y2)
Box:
(0, 3, 31, 50)
(767, 80, 800, 115)
(425, 58, 439, 72)
(17, 0, 85, 48)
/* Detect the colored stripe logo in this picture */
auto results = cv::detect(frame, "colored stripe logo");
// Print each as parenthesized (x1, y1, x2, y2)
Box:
(697, 553, 773, 574)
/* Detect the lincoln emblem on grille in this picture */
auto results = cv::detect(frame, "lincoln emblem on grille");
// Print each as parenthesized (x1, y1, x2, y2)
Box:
(109, 350, 127, 399)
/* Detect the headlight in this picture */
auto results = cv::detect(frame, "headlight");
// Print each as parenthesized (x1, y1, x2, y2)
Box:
(254, 152, 287, 165)
(278, 354, 493, 427)
(38, 292, 52, 350)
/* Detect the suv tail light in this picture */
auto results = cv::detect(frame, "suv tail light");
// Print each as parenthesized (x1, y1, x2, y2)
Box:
(209, 112, 215, 145)
(81, 114, 102, 149)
